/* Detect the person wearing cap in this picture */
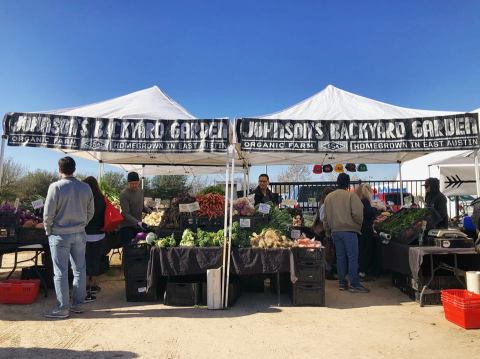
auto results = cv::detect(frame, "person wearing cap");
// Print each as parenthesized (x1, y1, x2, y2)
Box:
(424, 177, 448, 228)
(253, 174, 280, 206)
(119, 172, 152, 245)
(323, 173, 369, 293)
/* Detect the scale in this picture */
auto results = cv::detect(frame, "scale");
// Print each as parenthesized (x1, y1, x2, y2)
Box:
(427, 228, 474, 248)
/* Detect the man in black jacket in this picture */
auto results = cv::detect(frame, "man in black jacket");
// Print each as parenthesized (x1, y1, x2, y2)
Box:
(253, 174, 279, 206)
(424, 177, 449, 228)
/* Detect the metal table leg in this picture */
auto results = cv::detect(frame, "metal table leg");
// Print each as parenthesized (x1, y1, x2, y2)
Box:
(276, 272, 281, 307)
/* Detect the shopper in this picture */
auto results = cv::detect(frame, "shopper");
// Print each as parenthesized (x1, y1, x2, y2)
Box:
(83, 176, 107, 302)
(355, 183, 379, 280)
(43, 156, 94, 318)
(323, 173, 369, 293)
(119, 172, 151, 245)
(253, 174, 279, 206)
(312, 187, 335, 279)
(424, 177, 448, 228)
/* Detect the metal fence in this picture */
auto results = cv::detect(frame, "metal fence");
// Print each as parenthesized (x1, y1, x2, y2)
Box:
(270, 180, 426, 213)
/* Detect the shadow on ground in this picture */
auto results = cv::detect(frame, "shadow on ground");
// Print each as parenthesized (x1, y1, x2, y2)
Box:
(0, 347, 137, 359)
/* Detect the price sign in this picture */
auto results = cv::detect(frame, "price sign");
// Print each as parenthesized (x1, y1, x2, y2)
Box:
(14, 198, 20, 210)
(179, 202, 201, 213)
(240, 218, 251, 228)
(283, 199, 297, 208)
(258, 203, 271, 214)
(155, 198, 162, 210)
(290, 229, 301, 239)
(32, 199, 44, 209)
(308, 197, 316, 204)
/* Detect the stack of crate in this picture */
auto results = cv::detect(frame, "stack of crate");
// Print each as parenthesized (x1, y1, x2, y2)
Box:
(292, 247, 325, 306)
(123, 243, 158, 302)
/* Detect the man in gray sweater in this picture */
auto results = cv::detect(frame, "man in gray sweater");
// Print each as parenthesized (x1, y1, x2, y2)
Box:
(119, 171, 151, 246)
(43, 156, 94, 318)
(323, 173, 369, 293)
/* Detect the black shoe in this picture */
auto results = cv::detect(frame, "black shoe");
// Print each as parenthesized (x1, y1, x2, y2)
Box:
(349, 285, 370, 293)
(87, 285, 101, 293)
(84, 293, 97, 303)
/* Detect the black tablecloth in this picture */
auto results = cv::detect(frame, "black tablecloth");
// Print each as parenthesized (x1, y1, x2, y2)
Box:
(408, 246, 479, 281)
(0, 228, 48, 255)
(147, 247, 293, 291)
(378, 240, 412, 275)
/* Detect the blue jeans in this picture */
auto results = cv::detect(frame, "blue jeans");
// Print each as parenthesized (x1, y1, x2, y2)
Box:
(49, 232, 87, 310)
(332, 231, 360, 287)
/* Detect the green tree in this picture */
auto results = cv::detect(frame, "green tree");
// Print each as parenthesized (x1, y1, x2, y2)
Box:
(101, 171, 126, 194)
(0, 158, 25, 202)
(148, 175, 191, 200)
(17, 169, 58, 202)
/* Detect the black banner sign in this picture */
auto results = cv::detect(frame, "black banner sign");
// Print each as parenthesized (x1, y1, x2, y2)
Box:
(236, 113, 479, 153)
(3, 113, 229, 153)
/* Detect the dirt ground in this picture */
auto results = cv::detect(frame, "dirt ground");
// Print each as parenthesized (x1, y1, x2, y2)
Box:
(0, 251, 479, 359)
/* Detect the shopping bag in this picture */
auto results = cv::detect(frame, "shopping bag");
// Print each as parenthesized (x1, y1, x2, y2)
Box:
(101, 197, 124, 232)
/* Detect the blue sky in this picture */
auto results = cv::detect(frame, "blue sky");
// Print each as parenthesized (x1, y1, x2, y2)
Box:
(0, 1, 479, 182)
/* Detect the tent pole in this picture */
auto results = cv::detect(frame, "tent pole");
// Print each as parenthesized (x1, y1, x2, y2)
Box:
(141, 164, 145, 190)
(398, 161, 404, 207)
(225, 152, 235, 308)
(0, 136, 6, 187)
(475, 149, 480, 197)
(221, 157, 230, 308)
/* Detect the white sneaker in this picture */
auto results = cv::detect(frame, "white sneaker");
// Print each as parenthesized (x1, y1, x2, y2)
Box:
(44, 308, 69, 319)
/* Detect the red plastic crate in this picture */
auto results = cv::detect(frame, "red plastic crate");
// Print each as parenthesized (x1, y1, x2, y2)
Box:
(0, 279, 40, 304)
(441, 289, 480, 329)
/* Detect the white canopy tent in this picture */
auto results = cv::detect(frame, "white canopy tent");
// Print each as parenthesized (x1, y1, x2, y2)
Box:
(235, 85, 479, 206)
(236, 84, 462, 166)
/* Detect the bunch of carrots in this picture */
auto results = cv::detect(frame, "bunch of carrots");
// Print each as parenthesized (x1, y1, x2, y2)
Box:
(196, 193, 225, 219)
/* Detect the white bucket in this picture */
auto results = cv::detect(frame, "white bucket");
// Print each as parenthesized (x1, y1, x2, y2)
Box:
(466, 271, 480, 294)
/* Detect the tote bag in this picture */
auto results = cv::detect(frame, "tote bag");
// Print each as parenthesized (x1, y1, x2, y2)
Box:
(101, 197, 124, 232)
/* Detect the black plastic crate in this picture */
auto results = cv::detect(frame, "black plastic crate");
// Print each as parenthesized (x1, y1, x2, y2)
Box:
(124, 255, 149, 279)
(125, 276, 158, 302)
(296, 261, 325, 283)
(0, 212, 19, 240)
(292, 282, 325, 306)
(21, 265, 73, 289)
(201, 280, 240, 306)
(413, 290, 442, 305)
(164, 282, 201, 306)
(293, 247, 324, 263)
(239, 274, 265, 293)
(123, 243, 150, 260)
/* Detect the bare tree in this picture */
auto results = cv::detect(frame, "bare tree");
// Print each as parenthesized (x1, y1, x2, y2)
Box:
(0, 158, 26, 202)
(277, 165, 311, 182)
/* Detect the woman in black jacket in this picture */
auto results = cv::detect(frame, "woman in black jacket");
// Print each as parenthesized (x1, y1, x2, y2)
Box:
(355, 184, 379, 280)
(83, 176, 107, 301)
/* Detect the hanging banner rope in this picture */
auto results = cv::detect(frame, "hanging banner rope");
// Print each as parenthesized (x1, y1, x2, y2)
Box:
(3, 113, 229, 153)
(236, 113, 479, 153)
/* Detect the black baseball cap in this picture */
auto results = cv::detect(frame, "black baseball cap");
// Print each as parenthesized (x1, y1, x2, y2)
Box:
(127, 172, 140, 182)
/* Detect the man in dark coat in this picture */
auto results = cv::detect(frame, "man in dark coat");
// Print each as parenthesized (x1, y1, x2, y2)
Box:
(424, 177, 448, 228)
(253, 174, 279, 206)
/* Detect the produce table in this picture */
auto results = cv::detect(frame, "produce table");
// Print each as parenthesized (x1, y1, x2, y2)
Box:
(0, 228, 49, 295)
(147, 247, 294, 305)
(378, 238, 480, 306)
(148, 247, 291, 277)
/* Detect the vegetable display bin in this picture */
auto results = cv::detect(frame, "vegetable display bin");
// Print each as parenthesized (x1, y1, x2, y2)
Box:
(0, 212, 19, 240)
(0, 279, 40, 304)
(441, 289, 480, 329)
(374, 208, 442, 245)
